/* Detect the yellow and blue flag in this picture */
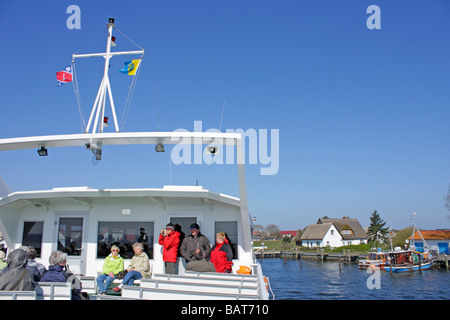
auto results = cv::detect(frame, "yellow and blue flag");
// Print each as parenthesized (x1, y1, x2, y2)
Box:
(119, 59, 141, 75)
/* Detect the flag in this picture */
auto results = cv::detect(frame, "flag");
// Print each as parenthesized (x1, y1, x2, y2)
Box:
(119, 59, 141, 76)
(56, 66, 73, 87)
(111, 36, 116, 47)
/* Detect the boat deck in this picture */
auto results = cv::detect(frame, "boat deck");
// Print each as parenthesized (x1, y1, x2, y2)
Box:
(89, 271, 261, 300)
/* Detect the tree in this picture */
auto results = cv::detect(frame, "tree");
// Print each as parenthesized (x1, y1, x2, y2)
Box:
(445, 185, 450, 220)
(265, 224, 281, 239)
(392, 227, 413, 248)
(367, 210, 389, 245)
(252, 224, 267, 240)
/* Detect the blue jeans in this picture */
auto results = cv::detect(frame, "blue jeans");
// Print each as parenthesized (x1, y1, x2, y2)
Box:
(121, 270, 142, 286)
(96, 273, 115, 294)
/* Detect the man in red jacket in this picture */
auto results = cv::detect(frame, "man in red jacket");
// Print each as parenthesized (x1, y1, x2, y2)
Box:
(158, 223, 180, 274)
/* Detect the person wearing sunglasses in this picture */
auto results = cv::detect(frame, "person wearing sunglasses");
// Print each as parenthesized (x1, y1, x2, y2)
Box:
(96, 245, 124, 295)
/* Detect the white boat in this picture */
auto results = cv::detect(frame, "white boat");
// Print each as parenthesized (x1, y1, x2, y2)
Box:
(0, 18, 270, 300)
(358, 250, 388, 270)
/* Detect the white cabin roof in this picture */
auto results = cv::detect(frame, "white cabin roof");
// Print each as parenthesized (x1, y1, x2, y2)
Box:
(0, 185, 240, 209)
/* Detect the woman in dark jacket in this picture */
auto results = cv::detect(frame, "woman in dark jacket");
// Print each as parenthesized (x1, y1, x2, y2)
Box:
(0, 249, 35, 291)
(209, 232, 233, 273)
(40, 250, 82, 300)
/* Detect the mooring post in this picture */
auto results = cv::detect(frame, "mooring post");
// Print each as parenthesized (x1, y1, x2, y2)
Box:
(300, 253, 302, 269)
(389, 257, 393, 275)
(418, 254, 422, 272)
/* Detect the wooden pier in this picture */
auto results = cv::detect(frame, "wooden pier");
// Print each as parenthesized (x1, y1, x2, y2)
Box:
(255, 249, 450, 270)
(255, 248, 361, 263)
(436, 254, 450, 270)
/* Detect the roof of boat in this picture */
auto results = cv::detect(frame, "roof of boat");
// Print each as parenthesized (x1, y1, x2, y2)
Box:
(0, 185, 240, 208)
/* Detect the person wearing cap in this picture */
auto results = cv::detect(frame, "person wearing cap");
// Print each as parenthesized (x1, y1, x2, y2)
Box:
(158, 223, 180, 274)
(180, 223, 211, 263)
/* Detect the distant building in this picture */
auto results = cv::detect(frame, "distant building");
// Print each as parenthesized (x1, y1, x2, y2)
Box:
(407, 230, 450, 254)
(300, 217, 367, 248)
(280, 231, 297, 239)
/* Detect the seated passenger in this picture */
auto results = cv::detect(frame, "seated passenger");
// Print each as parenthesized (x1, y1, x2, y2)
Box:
(209, 232, 233, 273)
(0, 249, 35, 291)
(96, 245, 124, 295)
(40, 250, 82, 300)
(113, 242, 150, 292)
(0, 251, 6, 271)
(26, 246, 47, 281)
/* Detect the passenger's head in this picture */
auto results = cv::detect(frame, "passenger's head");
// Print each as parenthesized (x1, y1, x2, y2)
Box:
(28, 247, 38, 259)
(133, 242, 144, 255)
(190, 223, 200, 237)
(216, 232, 226, 244)
(111, 245, 119, 257)
(48, 250, 67, 266)
(6, 249, 28, 269)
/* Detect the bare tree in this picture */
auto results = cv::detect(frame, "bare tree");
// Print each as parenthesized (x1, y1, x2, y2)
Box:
(265, 224, 281, 239)
(445, 185, 450, 220)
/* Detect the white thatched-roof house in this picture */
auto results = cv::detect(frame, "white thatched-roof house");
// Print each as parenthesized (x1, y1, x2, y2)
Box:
(300, 217, 367, 248)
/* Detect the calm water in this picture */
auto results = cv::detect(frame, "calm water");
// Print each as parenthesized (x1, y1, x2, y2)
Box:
(260, 258, 450, 300)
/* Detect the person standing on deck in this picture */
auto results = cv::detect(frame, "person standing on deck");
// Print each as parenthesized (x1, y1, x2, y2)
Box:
(180, 223, 211, 263)
(158, 223, 180, 274)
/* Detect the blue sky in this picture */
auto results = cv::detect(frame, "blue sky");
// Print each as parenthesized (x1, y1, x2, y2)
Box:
(1, 0, 450, 231)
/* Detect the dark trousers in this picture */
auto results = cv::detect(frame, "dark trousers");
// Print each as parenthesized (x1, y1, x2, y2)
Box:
(165, 262, 176, 274)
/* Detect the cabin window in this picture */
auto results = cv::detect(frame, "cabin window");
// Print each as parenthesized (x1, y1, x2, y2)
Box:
(214, 221, 238, 259)
(97, 222, 154, 259)
(22, 221, 43, 257)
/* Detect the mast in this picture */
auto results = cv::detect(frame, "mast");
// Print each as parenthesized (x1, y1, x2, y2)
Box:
(72, 18, 144, 135)
(410, 212, 430, 252)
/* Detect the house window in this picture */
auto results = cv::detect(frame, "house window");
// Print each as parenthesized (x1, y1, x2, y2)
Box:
(342, 230, 353, 235)
(22, 222, 44, 257)
(331, 230, 334, 235)
(215, 221, 238, 259)
(97, 222, 154, 259)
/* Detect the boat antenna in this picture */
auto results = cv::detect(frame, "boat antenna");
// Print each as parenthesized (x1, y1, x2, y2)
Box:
(219, 99, 226, 132)
(157, 84, 161, 131)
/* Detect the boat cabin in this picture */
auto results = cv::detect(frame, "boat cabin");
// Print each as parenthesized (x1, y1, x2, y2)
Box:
(0, 184, 254, 276)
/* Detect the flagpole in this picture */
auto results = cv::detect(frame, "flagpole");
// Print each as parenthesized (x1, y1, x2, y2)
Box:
(100, 18, 114, 133)
(72, 18, 144, 134)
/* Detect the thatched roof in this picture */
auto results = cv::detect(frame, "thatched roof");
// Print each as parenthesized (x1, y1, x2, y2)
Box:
(317, 218, 367, 240)
(300, 223, 334, 240)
